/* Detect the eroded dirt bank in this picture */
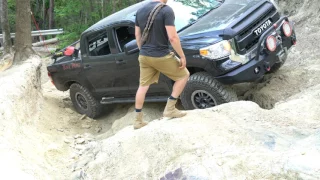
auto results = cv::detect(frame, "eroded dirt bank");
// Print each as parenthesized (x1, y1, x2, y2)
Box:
(235, 0, 320, 109)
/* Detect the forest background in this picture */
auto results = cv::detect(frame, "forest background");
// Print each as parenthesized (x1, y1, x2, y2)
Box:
(0, 0, 143, 49)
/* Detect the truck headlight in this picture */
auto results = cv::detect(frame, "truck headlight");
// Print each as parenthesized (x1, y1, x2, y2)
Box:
(199, 40, 231, 60)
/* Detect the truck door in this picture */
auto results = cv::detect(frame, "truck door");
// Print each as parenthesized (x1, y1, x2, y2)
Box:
(81, 29, 130, 98)
(112, 25, 172, 96)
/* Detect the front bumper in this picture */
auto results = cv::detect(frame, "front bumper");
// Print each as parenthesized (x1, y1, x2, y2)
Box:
(215, 16, 296, 84)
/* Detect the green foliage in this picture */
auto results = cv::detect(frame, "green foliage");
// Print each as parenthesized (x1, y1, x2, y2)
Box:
(4, 0, 142, 49)
(54, 0, 142, 49)
(7, 0, 16, 31)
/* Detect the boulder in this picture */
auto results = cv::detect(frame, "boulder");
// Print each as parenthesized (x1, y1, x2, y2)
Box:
(76, 84, 320, 180)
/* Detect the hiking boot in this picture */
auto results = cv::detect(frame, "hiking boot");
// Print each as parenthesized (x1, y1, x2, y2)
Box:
(133, 112, 148, 129)
(163, 99, 187, 118)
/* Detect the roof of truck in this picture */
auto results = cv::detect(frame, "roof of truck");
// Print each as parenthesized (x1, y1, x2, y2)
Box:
(82, 0, 151, 35)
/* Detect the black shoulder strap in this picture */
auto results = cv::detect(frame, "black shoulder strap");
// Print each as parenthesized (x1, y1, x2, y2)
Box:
(140, 3, 165, 45)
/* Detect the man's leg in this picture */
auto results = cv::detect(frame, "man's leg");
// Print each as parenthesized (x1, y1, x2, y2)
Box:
(163, 73, 189, 118)
(135, 85, 150, 110)
(133, 85, 150, 130)
(171, 74, 189, 99)
(147, 53, 190, 118)
(133, 55, 159, 129)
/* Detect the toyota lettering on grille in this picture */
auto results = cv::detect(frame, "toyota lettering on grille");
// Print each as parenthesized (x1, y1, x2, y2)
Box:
(254, 19, 272, 36)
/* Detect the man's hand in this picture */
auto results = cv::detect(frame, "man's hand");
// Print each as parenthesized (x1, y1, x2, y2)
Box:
(179, 56, 186, 69)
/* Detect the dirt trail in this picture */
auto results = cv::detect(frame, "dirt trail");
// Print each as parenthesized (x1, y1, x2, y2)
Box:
(30, 61, 165, 177)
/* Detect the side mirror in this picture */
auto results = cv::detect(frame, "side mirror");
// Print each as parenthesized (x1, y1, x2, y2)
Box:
(123, 39, 139, 55)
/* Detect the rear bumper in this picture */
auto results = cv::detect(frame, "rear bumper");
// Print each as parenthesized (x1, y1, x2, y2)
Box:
(215, 16, 296, 84)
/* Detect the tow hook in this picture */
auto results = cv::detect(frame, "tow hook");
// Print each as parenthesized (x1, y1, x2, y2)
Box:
(264, 62, 271, 71)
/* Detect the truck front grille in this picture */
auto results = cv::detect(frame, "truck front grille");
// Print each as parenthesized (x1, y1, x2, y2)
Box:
(245, 38, 259, 51)
(233, 2, 280, 54)
(238, 7, 276, 39)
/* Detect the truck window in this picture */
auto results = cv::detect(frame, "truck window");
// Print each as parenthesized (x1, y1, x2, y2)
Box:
(115, 26, 135, 52)
(88, 31, 111, 56)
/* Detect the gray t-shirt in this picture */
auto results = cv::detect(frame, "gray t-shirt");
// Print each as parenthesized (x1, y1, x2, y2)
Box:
(135, 1, 175, 57)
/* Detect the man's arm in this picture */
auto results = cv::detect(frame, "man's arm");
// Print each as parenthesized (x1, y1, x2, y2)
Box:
(135, 25, 142, 50)
(165, 26, 185, 59)
(164, 7, 186, 69)
(166, 25, 186, 69)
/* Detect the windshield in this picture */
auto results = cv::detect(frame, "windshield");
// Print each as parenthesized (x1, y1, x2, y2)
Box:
(167, 0, 262, 35)
(166, 0, 223, 31)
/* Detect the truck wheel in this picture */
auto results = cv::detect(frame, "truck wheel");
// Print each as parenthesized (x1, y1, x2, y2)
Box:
(70, 83, 102, 119)
(180, 72, 238, 110)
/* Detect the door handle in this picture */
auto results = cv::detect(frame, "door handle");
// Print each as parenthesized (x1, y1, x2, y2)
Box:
(116, 59, 126, 65)
(84, 64, 91, 69)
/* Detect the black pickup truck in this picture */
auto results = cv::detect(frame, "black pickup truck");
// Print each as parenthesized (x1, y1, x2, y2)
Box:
(47, 0, 297, 118)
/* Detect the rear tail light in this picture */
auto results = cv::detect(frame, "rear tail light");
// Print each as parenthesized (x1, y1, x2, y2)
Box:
(266, 35, 277, 52)
(48, 72, 54, 85)
(282, 21, 292, 37)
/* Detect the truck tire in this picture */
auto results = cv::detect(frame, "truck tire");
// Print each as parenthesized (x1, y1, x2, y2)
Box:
(180, 72, 238, 110)
(70, 83, 102, 119)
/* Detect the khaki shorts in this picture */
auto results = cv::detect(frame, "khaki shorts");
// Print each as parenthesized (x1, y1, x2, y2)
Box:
(138, 52, 190, 86)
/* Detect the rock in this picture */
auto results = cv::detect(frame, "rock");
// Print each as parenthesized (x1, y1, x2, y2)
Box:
(86, 138, 94, 142)
(165, 172, 174, 179)
(75, 145, 85, 151)
(71, 171, 81, 180)
(183, 165, 210, 180)
(71, 154, 79, 160)
(81, 124, 91, 129)
(95, 127, 102, 133)
(76, 138, 85, 144)
(64, 137, 73, 144)
(83, 90, 320, 179)
(75, 157, 92, 170)
(85, 119, 93, 123)
(77, 150, 84, 156)
(79, 114, 87, 120)
(65, 108, 74, 114)
(72, 170, 86, 180)
(57, 128, 64, 132)
(63, 97, 71, 101)
(92, 147, 100, 156)
(173, 168, 183, 179)
(196, 149, 202, 157)
(87, 153, 95, 158)
(74, 134, 82, 139)
(83, 133, 94, 139)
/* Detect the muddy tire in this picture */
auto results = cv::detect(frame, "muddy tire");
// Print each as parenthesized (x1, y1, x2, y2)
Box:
(180, 72, 238, 110)
(70, 83, 102, 118)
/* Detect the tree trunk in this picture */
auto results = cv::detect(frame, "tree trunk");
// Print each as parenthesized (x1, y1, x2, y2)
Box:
(48, 0, 54, 29)
(101, 0, 104, 18)
(1, 0, 13, 54)
(32, 37, 58, 47)
(89, 0, 93, 24)
(42, 0, 45, 29)
(112, 0, 116, 13)
(13, 0, 35, 63)
(85, 11, 88, 25)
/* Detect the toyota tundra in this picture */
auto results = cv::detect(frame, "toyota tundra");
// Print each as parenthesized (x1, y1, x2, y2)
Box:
(47, 0, 297, 118)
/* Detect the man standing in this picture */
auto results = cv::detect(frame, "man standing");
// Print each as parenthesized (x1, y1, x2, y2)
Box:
(133, 0, 190, 129)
